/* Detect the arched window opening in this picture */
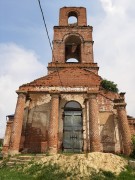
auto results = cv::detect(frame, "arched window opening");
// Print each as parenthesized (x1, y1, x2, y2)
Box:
(64, 101, 82, 110)
(66, 58, 78, 63)
(68, 16, 77, 25)
(65, 35, 81, 63)
(68, 11, 78, 26)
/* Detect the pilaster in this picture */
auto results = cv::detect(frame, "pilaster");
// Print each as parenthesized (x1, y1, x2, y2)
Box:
(83, 98, 90, 152)
(2, 120, 13, 155)
(89, 93, 101, 152)
(114, 97, 132, 155)
(48, 94, 59, 154)
(9, 92, 26, 155)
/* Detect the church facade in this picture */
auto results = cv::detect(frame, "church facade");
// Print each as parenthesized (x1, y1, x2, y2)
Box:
(2, 7, 135, 156)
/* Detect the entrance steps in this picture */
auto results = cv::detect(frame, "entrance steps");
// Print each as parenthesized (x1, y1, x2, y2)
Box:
(0, 154, 46, 168)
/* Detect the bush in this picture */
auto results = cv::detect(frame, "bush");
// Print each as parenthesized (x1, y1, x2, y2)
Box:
(101, 79, 119, 93)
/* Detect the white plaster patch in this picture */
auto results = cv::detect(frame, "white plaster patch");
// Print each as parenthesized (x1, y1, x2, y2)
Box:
(61, 94, 85, 108)
(34, 86, 98, 92)
(36, 94, 51, 106)
(24, 100, 30, 108)
(29, 94, 51, 108)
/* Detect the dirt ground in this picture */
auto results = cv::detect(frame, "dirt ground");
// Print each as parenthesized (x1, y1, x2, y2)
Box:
(40, 152, 128, 178)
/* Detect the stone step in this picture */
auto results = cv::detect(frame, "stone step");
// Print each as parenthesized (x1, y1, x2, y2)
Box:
(14, 161, 29, 165)
(34, 155, 46, 159)
(6, 160, 32, 167)
(18, 159, 32, 162)
(6, 161, 16, 166)
(9, 157, 18, 161)
(9, 158, 32, 163)
(1, 154, 47, 167)
(16, 156, 34, 160)
(35, 154, 46, 157)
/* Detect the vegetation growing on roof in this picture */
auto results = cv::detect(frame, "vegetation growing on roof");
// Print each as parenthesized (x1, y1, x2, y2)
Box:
(101, 79, 119, 93)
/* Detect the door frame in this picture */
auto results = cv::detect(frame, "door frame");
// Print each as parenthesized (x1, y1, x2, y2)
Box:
(63, 101, 83, 152)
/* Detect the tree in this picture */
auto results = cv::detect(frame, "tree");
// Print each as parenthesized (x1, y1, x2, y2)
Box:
(101, 79, 119, 93)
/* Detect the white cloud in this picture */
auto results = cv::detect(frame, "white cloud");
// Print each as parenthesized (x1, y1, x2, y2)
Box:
(100, 0, 126, 16)
(0, 43, 46, 138)
(94, 0, 135, 116)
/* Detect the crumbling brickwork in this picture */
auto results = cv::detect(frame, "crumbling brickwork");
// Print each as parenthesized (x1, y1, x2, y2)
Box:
(2, 117, 13, 155)
(9, 93, 26, 155)
(3, 6, 133, 155)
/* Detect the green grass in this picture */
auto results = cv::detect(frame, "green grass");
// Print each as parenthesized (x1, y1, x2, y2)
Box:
(90, 169, 116, 180)
(24, 163, 71, 179)
(90, 166, 135, 180)
(0, 163, 71, 180)
(0, 161, 135, 180)
(0, 167, 33, 180)
(117, 165, 135, 180)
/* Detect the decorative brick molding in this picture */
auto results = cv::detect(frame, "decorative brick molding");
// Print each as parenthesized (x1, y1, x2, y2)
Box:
(9, 92, 26, 155)
(48, 94, 59, 153)
(89, 93, 101, 152)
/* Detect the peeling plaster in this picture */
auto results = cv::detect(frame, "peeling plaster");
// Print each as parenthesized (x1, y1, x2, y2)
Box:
(61, 94, 85, 108)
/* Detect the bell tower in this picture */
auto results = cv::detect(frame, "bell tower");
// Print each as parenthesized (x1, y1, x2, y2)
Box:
(48, 7, 99, 74)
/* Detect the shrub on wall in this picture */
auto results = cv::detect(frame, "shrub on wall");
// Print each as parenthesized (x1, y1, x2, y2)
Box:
(101, 79, 119, 93)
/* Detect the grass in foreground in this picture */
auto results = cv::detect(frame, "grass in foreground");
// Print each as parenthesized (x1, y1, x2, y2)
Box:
(0, 163, 71, 180)
(0, 167, 33, 180)
(0, 162, 135, 180)
(90, 165, 135, 180)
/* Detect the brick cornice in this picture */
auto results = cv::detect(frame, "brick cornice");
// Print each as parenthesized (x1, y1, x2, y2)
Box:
(114, 103, 127, 109)
(16, 90, 27, 95)
(49, 91, 60, 98)
(114, 98, 127, 109)
(48, 62, 98, 68)
(54, 26, 93, 30)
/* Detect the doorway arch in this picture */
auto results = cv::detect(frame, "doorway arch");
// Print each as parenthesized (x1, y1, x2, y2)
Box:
(63, 101, 83, 152)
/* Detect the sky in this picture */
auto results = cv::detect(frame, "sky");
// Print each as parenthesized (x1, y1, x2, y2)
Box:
(0, 0, 135, 138)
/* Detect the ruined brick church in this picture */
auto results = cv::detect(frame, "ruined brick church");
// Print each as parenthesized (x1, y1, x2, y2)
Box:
(2, 7, 135, 156)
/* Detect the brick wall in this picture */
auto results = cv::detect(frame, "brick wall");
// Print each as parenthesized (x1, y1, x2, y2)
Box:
(21, 93, 51, 153)
(59, 7, 87, 26)
(128, 117, 135, 135)
(53, 27, 93, 63)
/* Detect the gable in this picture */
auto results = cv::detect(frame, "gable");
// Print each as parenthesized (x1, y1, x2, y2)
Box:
(19, 68, 101, 91)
